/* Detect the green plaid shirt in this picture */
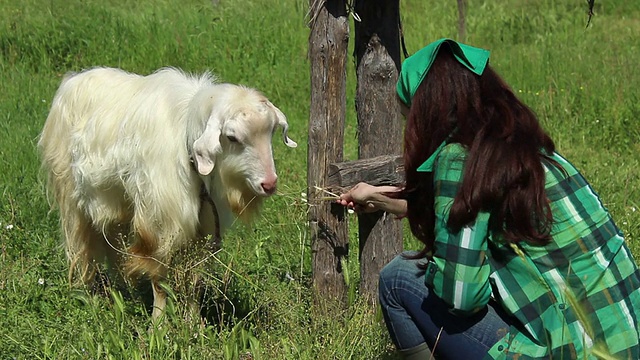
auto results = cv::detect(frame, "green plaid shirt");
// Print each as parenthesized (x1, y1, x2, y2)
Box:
(424, 143, 640, 359)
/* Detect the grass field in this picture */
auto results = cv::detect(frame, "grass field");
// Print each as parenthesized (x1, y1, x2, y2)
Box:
(1, 0, 639, 359)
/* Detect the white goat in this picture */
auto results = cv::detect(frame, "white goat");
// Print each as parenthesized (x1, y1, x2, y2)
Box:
(38, 67, 297, 320)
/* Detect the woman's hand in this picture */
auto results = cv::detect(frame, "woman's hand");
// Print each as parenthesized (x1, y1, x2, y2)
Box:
(338, 182, 407, 217)
(337, 182, 380, 213)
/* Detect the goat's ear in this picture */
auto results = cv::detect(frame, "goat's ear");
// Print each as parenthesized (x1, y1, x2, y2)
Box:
(267, 101, 297, 148)
(193, 118, 221, 176)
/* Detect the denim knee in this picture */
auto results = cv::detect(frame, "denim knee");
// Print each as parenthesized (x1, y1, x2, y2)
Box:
(378, 252, 429, 350)
(378, 252, 426, 298)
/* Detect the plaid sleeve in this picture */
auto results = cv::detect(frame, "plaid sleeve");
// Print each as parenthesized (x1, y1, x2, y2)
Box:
(424, 143, 493, 316)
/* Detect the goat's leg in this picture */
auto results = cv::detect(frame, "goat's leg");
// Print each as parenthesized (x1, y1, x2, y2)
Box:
(184, 269, 205, 325)
(127, 216, 168, 321)
(62, 206, 104, 287)
(101, 227, 130, 292)
(151, 277, 168, 321)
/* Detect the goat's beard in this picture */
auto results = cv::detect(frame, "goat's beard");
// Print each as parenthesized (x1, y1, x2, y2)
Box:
(225, 184, 264, 223)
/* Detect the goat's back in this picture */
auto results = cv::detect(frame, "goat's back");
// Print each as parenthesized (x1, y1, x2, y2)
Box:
(38, 67, 213, 254)
(45, 67, 211, 154)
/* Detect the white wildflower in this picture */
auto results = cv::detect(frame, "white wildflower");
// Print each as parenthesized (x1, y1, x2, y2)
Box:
(285, 272, 295, 281)
(38, 278, 45, 286)
(5, 224, 13, 230)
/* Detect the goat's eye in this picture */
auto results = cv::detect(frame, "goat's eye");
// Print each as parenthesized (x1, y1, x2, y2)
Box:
(227, 135, 238, 143)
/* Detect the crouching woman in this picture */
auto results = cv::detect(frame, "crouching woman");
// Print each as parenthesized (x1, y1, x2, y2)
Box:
(338, 39, 640, 359)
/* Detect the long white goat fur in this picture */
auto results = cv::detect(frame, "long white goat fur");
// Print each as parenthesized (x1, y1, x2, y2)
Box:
(38, 67, 297, 287)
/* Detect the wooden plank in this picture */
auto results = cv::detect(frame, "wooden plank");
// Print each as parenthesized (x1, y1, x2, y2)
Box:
(328, 155, 404, 189)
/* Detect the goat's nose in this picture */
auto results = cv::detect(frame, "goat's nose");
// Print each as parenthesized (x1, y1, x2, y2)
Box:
(261, 178, 277, 195)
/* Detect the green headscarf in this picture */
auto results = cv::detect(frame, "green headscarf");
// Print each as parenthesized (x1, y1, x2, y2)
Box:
(397, 39, 490, 172)
(396, 38, 490, 106)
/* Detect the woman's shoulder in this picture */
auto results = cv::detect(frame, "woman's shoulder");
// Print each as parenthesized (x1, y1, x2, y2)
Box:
(432, 142, 468, 175)
(542, 151, 582, 179)
(439, 142, 467, 156)
(437, 142, 468, 164)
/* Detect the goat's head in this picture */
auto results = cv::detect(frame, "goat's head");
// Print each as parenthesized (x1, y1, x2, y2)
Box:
(192, 87, 296, 219)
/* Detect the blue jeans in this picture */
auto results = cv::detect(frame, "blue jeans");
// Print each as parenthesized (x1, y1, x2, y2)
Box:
(379, 252, 513, 359)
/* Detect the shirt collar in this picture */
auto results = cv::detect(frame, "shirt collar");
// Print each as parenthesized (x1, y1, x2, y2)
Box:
(416, 139, 449, 172)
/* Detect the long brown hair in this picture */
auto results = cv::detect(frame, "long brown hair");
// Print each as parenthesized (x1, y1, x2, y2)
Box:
(401, 49, 557, 255)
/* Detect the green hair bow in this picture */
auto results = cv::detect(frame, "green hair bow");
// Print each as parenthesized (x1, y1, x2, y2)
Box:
(396, 38, 490, 106)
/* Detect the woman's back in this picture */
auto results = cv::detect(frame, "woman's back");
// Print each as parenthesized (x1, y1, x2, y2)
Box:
(488, 152, 640, 359)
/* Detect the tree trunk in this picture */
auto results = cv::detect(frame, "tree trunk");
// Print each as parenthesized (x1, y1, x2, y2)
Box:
(308, 0, 350, 306)
(457, 0, 467, 42)
(353, 0, 403, 305)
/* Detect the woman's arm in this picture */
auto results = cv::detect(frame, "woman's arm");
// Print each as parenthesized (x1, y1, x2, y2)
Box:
(337, 183, 407, 217)
(428, 144, 493, 316)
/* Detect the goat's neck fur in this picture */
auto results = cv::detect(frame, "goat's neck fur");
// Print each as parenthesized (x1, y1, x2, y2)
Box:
(201, 168, 263, 233)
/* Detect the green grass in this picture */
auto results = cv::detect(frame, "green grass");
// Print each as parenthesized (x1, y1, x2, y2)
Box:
(1, 0, 639, 358)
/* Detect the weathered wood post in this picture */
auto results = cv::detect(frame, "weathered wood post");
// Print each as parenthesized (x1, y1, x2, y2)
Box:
(352, 0, 404, 304)
(308, 0, 350, 305)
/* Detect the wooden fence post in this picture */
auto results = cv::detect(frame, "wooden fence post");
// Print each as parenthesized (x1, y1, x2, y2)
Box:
(308, 0, 350, 306)
(353, 0, 404, 304)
